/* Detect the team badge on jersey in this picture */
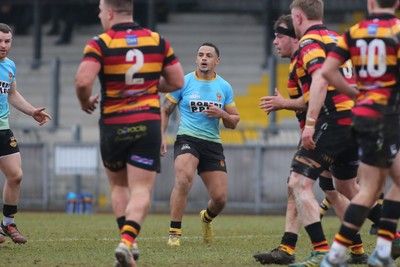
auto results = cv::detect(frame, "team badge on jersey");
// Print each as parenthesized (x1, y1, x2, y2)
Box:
(367, 24, 379, 35)
(9, 136, 17, 148)
(126, 35, 138, 46)
(8, 72, 12, 81)
(216, 93, 222, 101)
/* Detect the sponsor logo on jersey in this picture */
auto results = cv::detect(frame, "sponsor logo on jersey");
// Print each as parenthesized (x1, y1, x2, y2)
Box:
(126, 35, 138, 46)
(300, 38, 314, 48)
(189, 100, 222, 112)
(0, 80, 11, 94)
(189, 91, 201, 99)
(367, 24, 379, 35)
(328, 33, 338, 43)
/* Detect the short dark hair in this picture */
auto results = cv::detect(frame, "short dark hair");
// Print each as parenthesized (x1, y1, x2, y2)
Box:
(106, 0, 133, 15)
(377, 0, 397, 8)
(0, 23, 13, 35)
(198, 42, 220, 57)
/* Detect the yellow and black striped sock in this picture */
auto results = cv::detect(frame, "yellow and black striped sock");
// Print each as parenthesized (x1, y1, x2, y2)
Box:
(202, 208, 217, 223)
(169, 221, 182, 236)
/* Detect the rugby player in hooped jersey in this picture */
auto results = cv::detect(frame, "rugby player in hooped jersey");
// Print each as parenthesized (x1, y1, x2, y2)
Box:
(75, 0, 184, 266)
(320, 0, 400, 265)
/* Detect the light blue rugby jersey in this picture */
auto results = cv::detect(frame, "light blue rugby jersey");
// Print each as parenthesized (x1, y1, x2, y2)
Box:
(166, 71, 236, 143)
(0, 57, 16, 130)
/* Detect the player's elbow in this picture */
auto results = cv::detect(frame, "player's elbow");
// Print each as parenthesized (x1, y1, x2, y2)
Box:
(75, 75, 88, 91)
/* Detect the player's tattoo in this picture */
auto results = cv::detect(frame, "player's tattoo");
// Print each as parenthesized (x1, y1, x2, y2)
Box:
(162, 98, 176, 115)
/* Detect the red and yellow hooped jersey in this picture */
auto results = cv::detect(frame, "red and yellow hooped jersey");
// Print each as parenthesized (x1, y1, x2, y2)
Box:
(296, 24, 355, 122)
(82, 22, 179, 124)
(329, 14, 400, 117)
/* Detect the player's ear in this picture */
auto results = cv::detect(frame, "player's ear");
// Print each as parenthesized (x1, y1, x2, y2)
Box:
(108, 7, 114, 20)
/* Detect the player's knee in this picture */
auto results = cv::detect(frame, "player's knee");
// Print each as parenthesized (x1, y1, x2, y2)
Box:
(212, 194, 227, 209)
(6, 169, 23, 185)
(174, 175, 194, 192)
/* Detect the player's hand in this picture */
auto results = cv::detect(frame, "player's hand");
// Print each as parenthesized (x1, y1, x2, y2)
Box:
(203, 104, 222, 118)
(301, 127, 316, 150)
(32, 107, 52, 126)
(160, 135, 167, 157)
(259, 89, 284, 115)
(81, 94, 99, 114)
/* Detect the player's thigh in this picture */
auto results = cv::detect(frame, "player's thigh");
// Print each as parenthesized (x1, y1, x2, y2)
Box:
(0, 153, 22, 180)
(200, 171, 227, 200)
(174, 153, 199, 181)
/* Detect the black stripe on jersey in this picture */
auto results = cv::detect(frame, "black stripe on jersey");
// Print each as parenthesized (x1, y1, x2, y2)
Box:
(103, 46, 164, 57)
(83, 52, 103, 62)
(104, 72, 161, 82)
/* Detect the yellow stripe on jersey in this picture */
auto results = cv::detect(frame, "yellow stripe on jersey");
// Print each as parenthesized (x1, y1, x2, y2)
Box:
(302, 48, 326, 68)
(288, 86, 300, 97)
(166, 93, 179, 104)
(349, 25, 399, 38)
(107, 86, 158, 98)
(103, 98, 160, 114)
(303, 91, 310, 102)
(335, 100, 355, 112)
(362, 92, 389, 105)
(225, 102, 236, 108)
(350, 54, 397, 66)
(107, 35, 162, 48)
(83, 45, 102, 56)
(99, 33, 112, 45)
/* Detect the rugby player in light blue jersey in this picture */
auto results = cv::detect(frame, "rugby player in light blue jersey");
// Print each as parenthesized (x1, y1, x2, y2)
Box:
(0, 23, 51, 245)
(161, 42, 240, 246)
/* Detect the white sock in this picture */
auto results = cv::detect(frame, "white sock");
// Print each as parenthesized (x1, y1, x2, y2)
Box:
(2, 216, 15, 226)
(376, 237, 392, 258)
(328, 242, 347, 264)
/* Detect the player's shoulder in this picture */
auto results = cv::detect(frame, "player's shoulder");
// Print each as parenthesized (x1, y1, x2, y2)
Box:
(1, 57, 16, 69)
(299, 37, 316, 48)
(215, 74, 233, 91)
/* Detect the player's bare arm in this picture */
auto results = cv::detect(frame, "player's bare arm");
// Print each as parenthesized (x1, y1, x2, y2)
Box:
(321, 57, 359, 99)
(203, 104, 240, 129)
(301, 69, 328, 150)
(8, 80, 52, 125)
(260, 88, 307, 114)
(159, 63, 185, 93)
(160, 97, 178, 156)
(75, 61, 100, 114)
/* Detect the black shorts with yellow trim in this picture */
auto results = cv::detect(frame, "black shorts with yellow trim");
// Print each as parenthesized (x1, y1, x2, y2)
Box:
(174, 134, 227, 174)
(353, 114, 400, 168)
(100, 120, 161, 172)
(291, 120, 358, 180)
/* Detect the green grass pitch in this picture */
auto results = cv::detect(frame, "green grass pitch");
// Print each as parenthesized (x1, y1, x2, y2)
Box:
(0, 212, 398, 266)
